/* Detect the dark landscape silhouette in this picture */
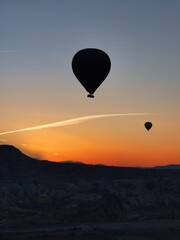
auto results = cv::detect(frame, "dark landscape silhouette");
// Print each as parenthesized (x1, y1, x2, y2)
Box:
(0, 145, 180, 240)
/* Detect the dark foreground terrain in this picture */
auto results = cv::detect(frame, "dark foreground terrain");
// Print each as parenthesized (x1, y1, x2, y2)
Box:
(0, 145, 180, 239)
(1, 220, 180, 240)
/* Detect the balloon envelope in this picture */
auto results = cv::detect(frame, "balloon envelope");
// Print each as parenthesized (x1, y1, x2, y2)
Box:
(72, 48, 111, 97)
(144, 122, 152, 131)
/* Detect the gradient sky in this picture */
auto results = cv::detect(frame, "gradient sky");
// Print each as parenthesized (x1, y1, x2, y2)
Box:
(0, 0, 180, 167)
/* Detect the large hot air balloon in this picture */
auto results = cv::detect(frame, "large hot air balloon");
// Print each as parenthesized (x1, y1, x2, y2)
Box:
(144, 122, 152, 131)
(72, 48, 111, 98)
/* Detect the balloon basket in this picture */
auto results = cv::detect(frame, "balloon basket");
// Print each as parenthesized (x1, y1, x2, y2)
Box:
(87, 94, 94, 98)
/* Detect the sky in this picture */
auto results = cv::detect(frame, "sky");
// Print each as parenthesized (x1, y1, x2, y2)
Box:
(0, 0, 180, 167)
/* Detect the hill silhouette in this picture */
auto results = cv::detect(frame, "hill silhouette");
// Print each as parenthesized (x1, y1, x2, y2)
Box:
(0, 145, 36, 163)
(0, 145, 160, 181)
(0, 145, 180, 181)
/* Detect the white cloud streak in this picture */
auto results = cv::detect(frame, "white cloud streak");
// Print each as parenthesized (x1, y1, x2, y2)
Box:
(0, 113, 151, 136)
(0, 49, 22, 54)
(21, 143, 27, 147)
(0, 139, 8, 142)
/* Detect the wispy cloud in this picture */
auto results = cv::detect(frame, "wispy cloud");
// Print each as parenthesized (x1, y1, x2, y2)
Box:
(0, 139, 8, 142)
(21, 143, 27, 147)
(0, 49, 22, 54)
(53, 152, 59, 156)
(0, 113, 151, 136)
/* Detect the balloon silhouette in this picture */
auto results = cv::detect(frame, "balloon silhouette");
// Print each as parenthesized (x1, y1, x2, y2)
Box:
(144, 122, 152, 131)
(72, 48, 111, 98)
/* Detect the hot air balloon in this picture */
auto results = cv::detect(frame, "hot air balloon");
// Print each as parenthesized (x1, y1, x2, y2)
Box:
(72, 48, 111, 98)
(144, 122, 152, 131)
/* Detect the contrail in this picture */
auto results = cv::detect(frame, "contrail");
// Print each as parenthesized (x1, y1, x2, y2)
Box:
(0, 49, 22, 53)
(0, 113, 151, 136)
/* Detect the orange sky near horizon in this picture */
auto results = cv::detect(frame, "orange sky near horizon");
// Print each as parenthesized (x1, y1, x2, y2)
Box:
(1, 113, 179, 167)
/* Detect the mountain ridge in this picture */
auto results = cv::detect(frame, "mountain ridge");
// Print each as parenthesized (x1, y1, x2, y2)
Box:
(0, 144, 179, 170)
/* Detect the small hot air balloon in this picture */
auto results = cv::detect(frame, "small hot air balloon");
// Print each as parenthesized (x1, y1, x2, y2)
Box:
(72, 48, 111, 98)
(144, 122, 152, 131)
